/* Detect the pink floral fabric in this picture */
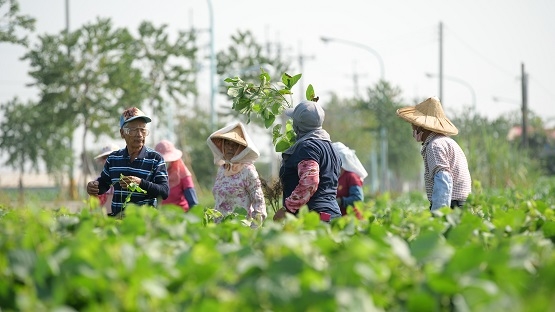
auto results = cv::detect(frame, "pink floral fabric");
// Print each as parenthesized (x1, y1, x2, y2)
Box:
(212, 163, 267, 220)
(285, 159, 319, 212)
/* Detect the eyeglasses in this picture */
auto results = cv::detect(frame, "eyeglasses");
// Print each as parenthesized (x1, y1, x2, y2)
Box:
(123, 127, 150, 136)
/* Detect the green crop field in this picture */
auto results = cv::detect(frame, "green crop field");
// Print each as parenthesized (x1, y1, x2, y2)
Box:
(1, 178, 554, 312)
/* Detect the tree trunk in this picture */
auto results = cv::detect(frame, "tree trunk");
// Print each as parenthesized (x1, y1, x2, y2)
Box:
(18, 172, 24, 205)
(68, 135, 78, 200)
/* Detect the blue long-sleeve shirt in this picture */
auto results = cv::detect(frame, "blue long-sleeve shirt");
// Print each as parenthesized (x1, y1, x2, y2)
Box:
(97, 146, 169, 215)
(431, 171, 452, 210)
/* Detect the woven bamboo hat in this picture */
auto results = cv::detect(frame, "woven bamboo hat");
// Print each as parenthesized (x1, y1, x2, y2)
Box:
(211, 124, 247, 146)
(94, 143, 120, 159)
(155, 140, 183, 162)
(396, 96, 458, 136)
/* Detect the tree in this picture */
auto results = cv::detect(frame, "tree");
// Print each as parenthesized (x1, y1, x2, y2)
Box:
(216, 30, 291, 123)
(175, 106, 217, 192)
(0, 0, 35, 46)
(134, 21, 198, 142)
(322, 93, 375, 163)
(319, 93, 377, 190)
(0, 96, 75, 199)
(359, 81, 422, 192)
(22, 18, 149, 196)
(453, 109, 541, 188)
(0, 98, 39, 201)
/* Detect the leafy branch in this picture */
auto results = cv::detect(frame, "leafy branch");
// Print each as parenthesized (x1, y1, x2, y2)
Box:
(119, 173, 147, 206)
(225, 69, 318, 152)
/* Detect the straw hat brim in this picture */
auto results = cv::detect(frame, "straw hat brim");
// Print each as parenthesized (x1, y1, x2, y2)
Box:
(211, 126, 248, 146)
(94, 151, 114, 159)
(396, 95, 459, 137)
(94, 144, 120, 159)
(160, 149, 183, 162)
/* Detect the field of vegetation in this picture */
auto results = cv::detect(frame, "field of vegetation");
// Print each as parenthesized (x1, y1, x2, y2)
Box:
(1, 2, 554, 311)
(1, 177, 554, 312)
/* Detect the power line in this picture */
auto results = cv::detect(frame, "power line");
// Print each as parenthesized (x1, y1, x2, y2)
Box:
(445, 25, 555, 103)
(444, 25, 515, 78)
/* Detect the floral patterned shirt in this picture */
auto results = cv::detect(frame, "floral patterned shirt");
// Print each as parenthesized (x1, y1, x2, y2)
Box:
(212, 163, 267, 220)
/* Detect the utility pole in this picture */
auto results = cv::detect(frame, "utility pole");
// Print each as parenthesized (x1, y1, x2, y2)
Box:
(521, 63, 529, 149)
(207, 0, 216, 132)
(320, 36, 386, 192)
(66, 0, 77, 200)
(439, 21, 443, 105)
(353, 71, 359, 98)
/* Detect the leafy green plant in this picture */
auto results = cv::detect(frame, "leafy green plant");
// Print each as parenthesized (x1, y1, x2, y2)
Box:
(1, 177, 555, 310)
(88, 174, 148, 218)
(119, 173, 147, 210)
(225, 70, 318, 152)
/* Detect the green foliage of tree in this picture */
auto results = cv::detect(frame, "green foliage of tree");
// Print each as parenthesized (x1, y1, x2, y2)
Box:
(321, 93, 380, 192)
(358, 82, 423, 184)
(216, 30, 289, 88)
(323, 93, 376, 163)
(1, 17, 200, 199)
(454, 109, 542, 189)
(0, 98, 40, 199)
(216, 30, 291, 128)
(22, 18, 149, 191)
(135, 21, 198, 137)
(0, 0, 35, 46)
(0, 98, 40, 172)
(175, 107, 217, 192)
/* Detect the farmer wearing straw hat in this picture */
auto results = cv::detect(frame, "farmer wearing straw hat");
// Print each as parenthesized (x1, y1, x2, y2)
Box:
(396, 97, 471, 210)
(86, 107, 169, 217)
(207, 122, 267, 227)
(155, 140, 198, 212)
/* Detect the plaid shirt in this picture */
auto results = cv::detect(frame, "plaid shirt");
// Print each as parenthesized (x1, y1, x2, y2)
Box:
(97, 146, 169, 215)
(421, 132, 471, 203)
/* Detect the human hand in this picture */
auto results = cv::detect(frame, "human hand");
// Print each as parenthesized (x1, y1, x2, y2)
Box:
(87, 180, 99, 195)
(120, 175, 141, 190)
(250, 213, 264, 229)
(273, 207, 288, 221)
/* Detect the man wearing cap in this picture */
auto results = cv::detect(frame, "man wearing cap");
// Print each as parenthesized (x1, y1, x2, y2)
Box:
(86, 107, 169, 217)
(273, 100, 343, 222)
(396, 97, 471, 211)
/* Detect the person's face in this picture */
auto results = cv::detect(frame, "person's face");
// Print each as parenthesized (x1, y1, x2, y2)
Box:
(121, 119, 149, 150)
(411, 124, 429, 142)
(411, 124, 418, 131)
(223, 139, 241, 160)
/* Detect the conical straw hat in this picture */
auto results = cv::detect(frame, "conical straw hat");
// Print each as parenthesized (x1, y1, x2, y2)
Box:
(211, 125, 248, 146)
(396, 96, 458, 136)
(94, 143, 120, 159)
(155, 140, 183, 162)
